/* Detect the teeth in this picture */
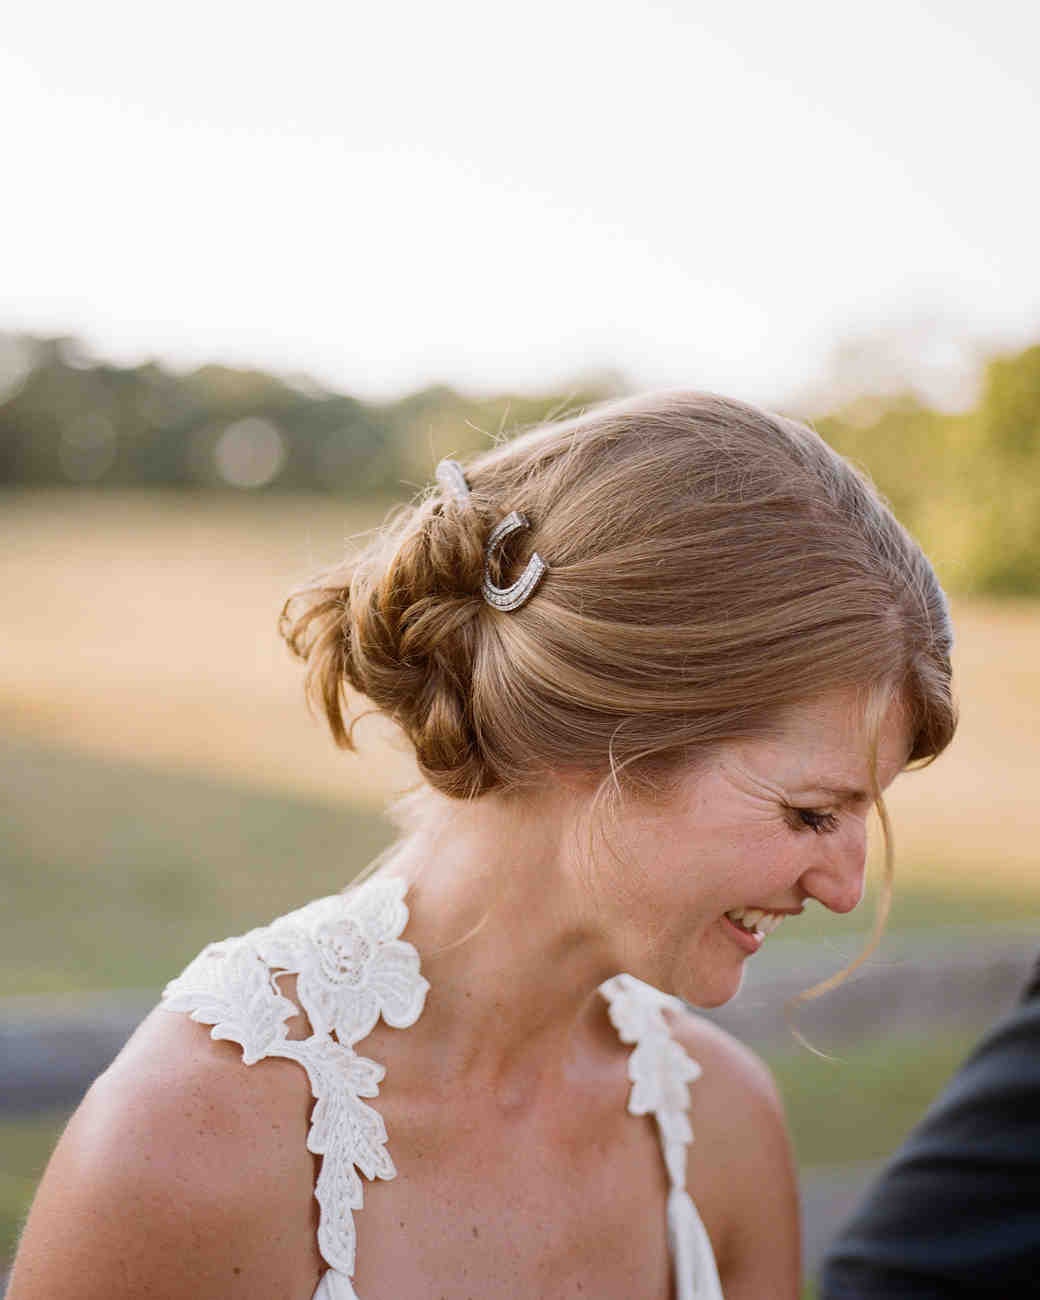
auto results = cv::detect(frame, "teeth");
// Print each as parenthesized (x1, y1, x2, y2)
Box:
(725, 909, 788, 937)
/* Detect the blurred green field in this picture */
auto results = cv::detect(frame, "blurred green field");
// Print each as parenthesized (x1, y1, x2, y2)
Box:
(4, 488, 1040, 880)
(3, 730, 1037, 997)
(3, 488, 1039, 1291)
(0, 735, 393, 995)
(0, 729, 1030, 1276)
(1, 727, 1027, 1278)
(1, 1111, 69, 1273)
(4, 487, 1036, 999)
(774, 1027, 982, 1168)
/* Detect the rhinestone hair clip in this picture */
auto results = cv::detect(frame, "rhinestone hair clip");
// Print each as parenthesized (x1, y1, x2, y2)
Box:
(435, 458, 548, 612)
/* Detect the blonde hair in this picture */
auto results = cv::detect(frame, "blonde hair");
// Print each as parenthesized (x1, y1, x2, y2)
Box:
(281, 391, 955, 803)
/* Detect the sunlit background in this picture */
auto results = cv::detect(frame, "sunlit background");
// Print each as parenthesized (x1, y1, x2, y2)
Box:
(2, 2, 1039, 1293)
(3, 0, 1039, 404)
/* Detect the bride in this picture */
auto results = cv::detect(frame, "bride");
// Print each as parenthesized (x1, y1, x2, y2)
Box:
(9, 391, 955, 1299)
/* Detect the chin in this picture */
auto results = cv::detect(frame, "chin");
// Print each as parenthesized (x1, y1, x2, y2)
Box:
(680, 965, 745, 1010)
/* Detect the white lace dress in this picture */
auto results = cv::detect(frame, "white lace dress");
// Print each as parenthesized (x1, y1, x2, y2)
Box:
(161, 875, 725, 1299)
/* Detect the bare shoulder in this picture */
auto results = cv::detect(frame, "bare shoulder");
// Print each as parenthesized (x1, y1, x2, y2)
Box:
(667, 1005, 787, 1122)
(665, 1007, 801, 1300)
(8, 1002, 323, 1300)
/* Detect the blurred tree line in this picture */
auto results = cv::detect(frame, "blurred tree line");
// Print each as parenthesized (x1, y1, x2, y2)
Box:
(815, 342, 1040, 595)
(2, 330, 1037, 594)
(0, 334, 617, 499)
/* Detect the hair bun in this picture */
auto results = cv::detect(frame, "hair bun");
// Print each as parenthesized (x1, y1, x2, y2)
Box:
(282, 493, 498, 798)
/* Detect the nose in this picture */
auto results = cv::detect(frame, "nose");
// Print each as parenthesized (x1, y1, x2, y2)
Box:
(800, 819, 868, 915)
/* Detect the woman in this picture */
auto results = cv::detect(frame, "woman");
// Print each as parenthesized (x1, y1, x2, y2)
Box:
(9, 392, 956, 1299)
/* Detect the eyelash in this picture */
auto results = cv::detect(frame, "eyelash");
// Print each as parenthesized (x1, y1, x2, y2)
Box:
(790, 807, 840, 835)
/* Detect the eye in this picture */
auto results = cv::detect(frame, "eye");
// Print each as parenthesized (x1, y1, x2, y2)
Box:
(790, 807, 840, 835)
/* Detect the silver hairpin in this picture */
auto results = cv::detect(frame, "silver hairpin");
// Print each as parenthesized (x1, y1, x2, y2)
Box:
(435, 458, 471, 504)
(481, 512, 548, 611)
(434, 459, 548, 612)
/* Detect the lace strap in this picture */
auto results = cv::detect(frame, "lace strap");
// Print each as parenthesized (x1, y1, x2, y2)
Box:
(600, 974, 701, 1189)
(600, 975, 724, 1300)
(160, 876, 429, 1291)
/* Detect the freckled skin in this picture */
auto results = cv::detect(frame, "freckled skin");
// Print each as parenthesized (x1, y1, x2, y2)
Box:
(7, 686, 908, 1300)
(590, 688, 910, 1008)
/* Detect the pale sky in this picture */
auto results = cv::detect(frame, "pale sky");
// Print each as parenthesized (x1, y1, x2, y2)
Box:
(2, 0, 1038, 407)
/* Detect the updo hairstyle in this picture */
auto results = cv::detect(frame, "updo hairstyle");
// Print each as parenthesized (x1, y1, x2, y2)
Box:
(281, 391, 956, 801)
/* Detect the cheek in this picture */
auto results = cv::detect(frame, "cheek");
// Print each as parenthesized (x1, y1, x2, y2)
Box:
(701, 820, 795, 894)
(741, 822, 807, 888)
(741, 816, 793, 857)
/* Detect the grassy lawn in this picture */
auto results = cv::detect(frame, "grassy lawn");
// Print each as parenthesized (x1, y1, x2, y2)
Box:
(1, 737, 1027, 1279)
(768, 1027, 984, 1169)
(0, 736, 395, 996)
(1, 1110, 70, 1272)
(3, 489, 1040, 880)
(3, 731, 1037, 997)
(2, 492, 1038, 1291)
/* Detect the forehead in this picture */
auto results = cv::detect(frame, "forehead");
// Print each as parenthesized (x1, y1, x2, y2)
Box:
(753, 686, 912, 793)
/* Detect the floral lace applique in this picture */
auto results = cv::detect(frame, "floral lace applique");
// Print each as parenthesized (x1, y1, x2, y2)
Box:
(161, 875, 429, 1292)
(162, 889, 721, 1300)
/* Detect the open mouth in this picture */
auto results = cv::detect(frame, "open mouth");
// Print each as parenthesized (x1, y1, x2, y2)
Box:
(723, 907, 786, 939)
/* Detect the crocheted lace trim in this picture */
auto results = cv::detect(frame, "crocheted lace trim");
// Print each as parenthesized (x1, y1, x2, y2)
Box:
(161, 875, 429, 1282)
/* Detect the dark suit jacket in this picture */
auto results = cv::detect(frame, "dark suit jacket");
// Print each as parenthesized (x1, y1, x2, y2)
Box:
(820, 956, 1040, 1297)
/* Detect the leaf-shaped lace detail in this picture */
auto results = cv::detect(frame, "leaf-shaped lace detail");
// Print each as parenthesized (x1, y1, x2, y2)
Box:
(159, 875, 429, 1292)
(600, 974, 702, 1190)
(164, 939, 298, 1064)
(274, 1034, 396, 1277)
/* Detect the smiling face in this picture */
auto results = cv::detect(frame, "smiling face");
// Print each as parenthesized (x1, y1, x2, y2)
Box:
(593, 685, 912, 1008)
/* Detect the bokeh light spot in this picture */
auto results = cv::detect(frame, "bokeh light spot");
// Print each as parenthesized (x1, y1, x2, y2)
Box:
(214, 417, 287, 489)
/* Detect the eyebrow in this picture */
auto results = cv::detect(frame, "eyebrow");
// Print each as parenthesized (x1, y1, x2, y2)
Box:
(802, 784, 871, 804)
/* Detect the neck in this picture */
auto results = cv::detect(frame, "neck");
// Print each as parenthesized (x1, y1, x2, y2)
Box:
(375, 786, 622, 1100)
